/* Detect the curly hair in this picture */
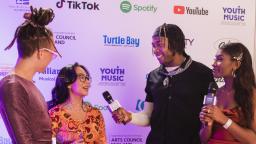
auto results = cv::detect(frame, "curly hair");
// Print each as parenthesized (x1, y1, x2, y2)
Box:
(221, 43, 256, 128)
(48, 63, 90, 109)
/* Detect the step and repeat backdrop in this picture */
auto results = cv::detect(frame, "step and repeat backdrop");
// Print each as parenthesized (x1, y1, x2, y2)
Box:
(0, 0, 255, 143)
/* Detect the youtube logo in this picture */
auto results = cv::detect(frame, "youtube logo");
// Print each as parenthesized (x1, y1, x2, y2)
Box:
(174, 5, 185, 14)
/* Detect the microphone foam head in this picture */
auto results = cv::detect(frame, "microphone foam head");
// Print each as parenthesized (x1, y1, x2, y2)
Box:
(208, 82, 218, 94)
(102, 91, 113, 104)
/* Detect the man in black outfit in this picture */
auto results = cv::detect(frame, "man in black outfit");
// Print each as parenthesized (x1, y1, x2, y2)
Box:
(113, 23, 215, 144)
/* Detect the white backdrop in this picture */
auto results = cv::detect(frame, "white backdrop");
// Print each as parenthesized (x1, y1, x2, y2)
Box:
(0, 0, 255, 143)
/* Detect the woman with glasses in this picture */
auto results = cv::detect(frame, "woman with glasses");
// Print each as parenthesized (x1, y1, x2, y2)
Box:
(48, 63, 107, 144)
(199, 43, 256, 144)
(0, 6, 59, 143)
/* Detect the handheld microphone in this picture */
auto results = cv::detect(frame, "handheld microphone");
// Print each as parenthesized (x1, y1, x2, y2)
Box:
(103, 91, 128, 124)
(102, 91, 122, 113)
(203, 82, 218, 105)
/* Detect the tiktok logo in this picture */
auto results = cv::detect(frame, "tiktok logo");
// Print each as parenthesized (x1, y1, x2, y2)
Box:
(56, 0, 65, 8)
(56, 0, 100, 10)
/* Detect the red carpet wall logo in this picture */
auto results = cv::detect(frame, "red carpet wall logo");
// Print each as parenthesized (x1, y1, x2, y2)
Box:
(120, 1, 132, 13)
(120, 0, 157, 13)
(8, 0, 30, 12)
(103, 34, 140, 48)
(173, 5, 208, 16)
(98, 66, 126, 86)
(136, 99, 145, 111)
(213, 38, 239, 50)
(38, 67, 60, 82)
(54, 32, 77, 45)
(0, 65, 13, 80)
(56, 0, 100, 10)
(173, 5, 185, 14)
(16, 0, 29, 5)
(221, 6, 246, 26)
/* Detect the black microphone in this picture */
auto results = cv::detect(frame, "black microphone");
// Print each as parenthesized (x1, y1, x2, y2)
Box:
(203, 82, 218, 105)
(103, 91, 128, 124)
(102, 91, 122, 113)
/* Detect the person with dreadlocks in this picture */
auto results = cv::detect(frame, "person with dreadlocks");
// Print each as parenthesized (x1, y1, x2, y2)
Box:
(112, 23, 215, 144)
(199, 43, 256, 144)
(0, 6, 60, 143)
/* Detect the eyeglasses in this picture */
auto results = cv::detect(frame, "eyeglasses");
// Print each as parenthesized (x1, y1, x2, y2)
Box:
(40, 48, 59, 59)
(77, 74, 91, 82)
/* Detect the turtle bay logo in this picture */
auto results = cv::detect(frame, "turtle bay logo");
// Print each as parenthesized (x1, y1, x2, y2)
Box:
(222, 6, 246, 26)
(56, 0, 99, 10)
(213, 38, 239, 50)
(173, 5, 208, 15)
(54, 32, 77, 45)
(16, 0, 29, 5)
(98, 66, 125, 86)
(120, 1, 157, 13)
(103, 35, 140, 48)
(38, 67, 60, 81)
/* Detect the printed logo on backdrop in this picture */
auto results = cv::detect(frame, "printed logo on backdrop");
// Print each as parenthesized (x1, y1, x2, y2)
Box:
(0, 65, 13, 80)
(16, 0, 29, 5)
(110, 135, 144, 144)
(185, 38, 195, 48)
(54, 32, 77, 45)
(37, 67, 60, 82)
(56, 0, 99, 10)
(213, 38, 239, 50)
(221, 6, 246, 26)
(0, 136, 12, 144)
(136, 99, 145, 111)
(120, 0, 157, 13)
(84, 101, 108, 111)
(8, 0, 30, 12)
(98, 66, 126, 86)
(103, 35, 140, 48)
(173, 5, 208, 16)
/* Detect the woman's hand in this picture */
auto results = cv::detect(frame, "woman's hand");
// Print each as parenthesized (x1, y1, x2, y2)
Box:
(205, 105, 229, 125)
(200, 106, 214, 127)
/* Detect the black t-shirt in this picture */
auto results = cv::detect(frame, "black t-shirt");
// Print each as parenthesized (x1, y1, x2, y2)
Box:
(145, 59, 214, 144)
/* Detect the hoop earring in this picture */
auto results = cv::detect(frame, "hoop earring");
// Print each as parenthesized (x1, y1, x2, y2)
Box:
(232, 69, 236, 78)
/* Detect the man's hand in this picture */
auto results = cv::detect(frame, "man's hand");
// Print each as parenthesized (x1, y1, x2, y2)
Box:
(112, 107, 132, 125)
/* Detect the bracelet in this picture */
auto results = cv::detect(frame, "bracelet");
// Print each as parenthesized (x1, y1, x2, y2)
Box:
(223, 118, 233, 129)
